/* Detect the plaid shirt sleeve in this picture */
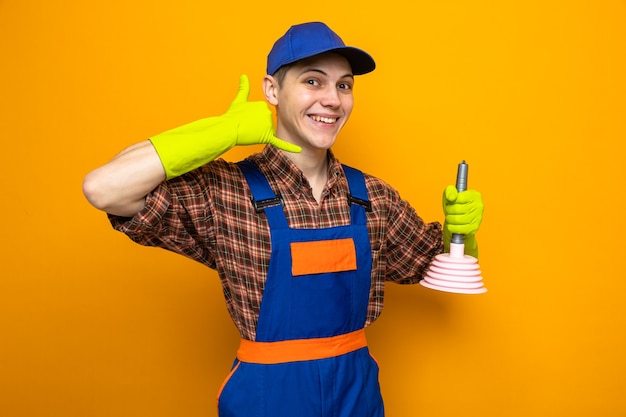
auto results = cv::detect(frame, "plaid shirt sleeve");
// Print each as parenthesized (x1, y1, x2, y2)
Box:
(362, 174, 444, 325)
(108, 169, 220, 269)
(367, 175, 444, 284)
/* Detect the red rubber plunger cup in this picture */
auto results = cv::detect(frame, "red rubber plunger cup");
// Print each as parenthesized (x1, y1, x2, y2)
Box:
(420, 161, 487, 294)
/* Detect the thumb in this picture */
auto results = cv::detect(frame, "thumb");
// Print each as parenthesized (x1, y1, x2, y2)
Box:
(230, 74, 250, 107)
(268, 136, 302, 154)
(444, 185, 458, 204)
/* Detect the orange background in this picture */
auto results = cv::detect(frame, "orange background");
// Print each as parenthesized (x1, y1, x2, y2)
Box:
(1, 1, 625, 416)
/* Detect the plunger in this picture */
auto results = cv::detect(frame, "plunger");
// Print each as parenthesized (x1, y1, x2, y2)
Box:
(420, 161, 487, 294)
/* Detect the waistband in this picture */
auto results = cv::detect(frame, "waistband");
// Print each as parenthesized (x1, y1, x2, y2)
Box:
(237, 329, 367, 364)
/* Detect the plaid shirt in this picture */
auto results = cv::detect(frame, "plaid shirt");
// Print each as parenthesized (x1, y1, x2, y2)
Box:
(109, 145, 443, 341)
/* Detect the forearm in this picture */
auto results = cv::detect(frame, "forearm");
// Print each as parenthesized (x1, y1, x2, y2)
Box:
(84, 75, 300, 217)
(83, 140, 166, 217)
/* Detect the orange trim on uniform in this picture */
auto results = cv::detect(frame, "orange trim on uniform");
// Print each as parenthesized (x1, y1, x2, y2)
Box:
(290, 238, 357, 276)
(216, 360, 241, 406)
(237, 329, 367, 365)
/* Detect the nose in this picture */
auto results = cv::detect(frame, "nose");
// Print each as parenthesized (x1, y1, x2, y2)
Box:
(319, 85, 341, 108)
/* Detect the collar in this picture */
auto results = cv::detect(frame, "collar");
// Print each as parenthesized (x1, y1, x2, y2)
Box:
(257, 145, 346, 194)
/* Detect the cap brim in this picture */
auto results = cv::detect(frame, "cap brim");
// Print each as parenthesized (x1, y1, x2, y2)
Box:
(331, 47, 376, 75)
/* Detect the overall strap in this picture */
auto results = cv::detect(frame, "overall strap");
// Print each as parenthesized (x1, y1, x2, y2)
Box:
(342, 165, 371, 226)
(238, 160, 370, 228)
(237, 160, 288, 229)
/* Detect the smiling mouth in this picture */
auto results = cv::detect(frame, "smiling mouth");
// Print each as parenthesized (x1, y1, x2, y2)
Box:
(310, 115, 338, 124)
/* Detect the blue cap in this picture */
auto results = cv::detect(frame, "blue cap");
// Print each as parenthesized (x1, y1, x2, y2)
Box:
(266, 22, 376, 76)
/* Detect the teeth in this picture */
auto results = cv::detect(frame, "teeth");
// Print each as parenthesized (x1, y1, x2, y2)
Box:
(311, 115, 337, 124)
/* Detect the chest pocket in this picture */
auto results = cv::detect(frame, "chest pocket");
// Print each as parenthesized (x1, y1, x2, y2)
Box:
(290, 238, 357, 276)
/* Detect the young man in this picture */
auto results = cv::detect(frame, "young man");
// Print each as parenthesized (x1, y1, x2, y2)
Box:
(83, 22, 484, 417)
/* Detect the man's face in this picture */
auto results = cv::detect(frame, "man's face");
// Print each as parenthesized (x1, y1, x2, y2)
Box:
(266, 53, 355, 152)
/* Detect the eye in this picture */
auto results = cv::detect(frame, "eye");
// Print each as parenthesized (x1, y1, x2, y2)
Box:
(306, 79, 320, 86)
(338, 82, 353, 91)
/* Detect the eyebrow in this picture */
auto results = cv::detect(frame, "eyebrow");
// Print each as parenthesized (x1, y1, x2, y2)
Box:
(297, 68, 354, 80)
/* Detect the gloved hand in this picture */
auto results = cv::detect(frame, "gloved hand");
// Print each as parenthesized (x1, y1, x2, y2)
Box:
(150, 74, 301, 179)
(442, 185, 484, 257)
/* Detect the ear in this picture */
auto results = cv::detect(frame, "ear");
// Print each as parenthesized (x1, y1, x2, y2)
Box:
(263, 75, 279, 106)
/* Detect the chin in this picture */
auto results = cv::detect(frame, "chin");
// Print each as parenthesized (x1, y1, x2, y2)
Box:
(307, 133, 339, 149)
(310, 140, 337, 151)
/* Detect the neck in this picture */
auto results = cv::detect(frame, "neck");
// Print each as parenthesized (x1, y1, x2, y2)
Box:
(283, 147, 329, 203)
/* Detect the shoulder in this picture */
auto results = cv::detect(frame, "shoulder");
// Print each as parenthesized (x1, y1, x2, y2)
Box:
(355, 169, 402, 204)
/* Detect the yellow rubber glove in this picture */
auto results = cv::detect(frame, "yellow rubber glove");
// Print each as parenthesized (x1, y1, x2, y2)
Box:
(442, 185, 484, 257)
(150, 74, 301, 179)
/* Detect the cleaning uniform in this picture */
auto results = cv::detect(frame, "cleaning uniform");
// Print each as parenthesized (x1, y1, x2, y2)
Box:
(217, 160, 384, 417)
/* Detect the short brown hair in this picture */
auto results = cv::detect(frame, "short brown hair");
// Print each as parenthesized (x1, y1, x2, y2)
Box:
(271, 63, 294, 87)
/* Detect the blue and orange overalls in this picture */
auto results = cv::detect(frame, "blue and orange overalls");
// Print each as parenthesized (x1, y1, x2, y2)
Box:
(217, 160, 384, 417)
